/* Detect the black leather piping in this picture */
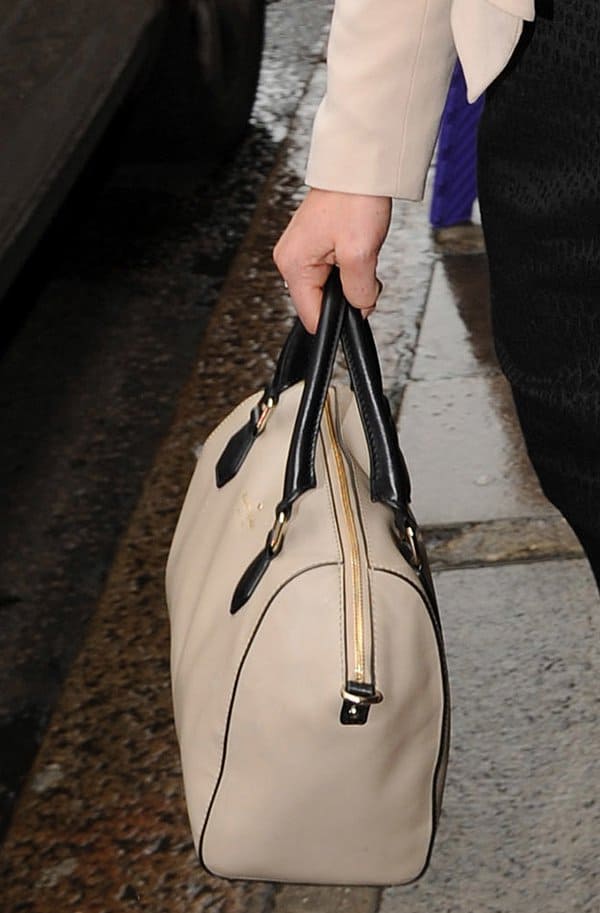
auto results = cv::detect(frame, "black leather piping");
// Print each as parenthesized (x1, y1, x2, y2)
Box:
(373, 566, 451, 844)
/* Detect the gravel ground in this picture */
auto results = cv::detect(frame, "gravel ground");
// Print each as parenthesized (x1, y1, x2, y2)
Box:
(0, 0, 332, 838)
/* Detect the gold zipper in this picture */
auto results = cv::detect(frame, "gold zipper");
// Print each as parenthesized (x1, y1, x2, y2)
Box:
(324, 397, 365, 683)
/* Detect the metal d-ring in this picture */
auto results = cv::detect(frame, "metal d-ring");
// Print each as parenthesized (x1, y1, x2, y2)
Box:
(255, 397, 275, 436)
(404, 523, 421, 569)
(268, 510, 288, 556)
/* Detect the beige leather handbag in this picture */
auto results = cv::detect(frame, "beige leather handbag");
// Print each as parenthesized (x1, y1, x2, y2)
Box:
(165, 270, 450, 885)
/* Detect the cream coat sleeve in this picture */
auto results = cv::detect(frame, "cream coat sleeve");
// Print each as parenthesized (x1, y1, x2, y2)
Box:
(305, 0, 456, 200)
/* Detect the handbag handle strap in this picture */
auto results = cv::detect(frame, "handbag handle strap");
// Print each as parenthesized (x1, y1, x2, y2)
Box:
(215, 318, 312, 488)
(342, 294, 412, 510)
(230, 268, 416, 613)
(277, 269, 347, 511)
(278, 269, 412, 517)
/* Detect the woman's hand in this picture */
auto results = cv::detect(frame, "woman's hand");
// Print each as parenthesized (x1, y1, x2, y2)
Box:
(273, 189, 392, 333)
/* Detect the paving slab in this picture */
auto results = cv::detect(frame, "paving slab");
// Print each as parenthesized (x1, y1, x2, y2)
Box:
(410, 256, 497, 382)
(380, 559, 600, 913)
(400, 373, 556, 528)
(273, 885, 379, 913)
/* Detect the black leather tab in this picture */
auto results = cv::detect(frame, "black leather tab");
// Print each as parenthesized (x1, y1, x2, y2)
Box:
(340, 699, 370, 725)
(230, 541, 272, 613)
(215, 404, 261, 488)
(347, 680, 377, 697)
(340, 681, 379, 725)
(215, 320, 312, 489)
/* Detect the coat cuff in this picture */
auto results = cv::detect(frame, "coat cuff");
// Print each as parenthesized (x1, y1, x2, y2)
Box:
(305, 0, 455, 201)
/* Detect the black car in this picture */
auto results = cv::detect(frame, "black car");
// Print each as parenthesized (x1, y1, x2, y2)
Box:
(0, 0, 266, 300)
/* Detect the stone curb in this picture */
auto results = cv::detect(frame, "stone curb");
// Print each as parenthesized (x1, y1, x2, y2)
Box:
(425, 515, 583, 571)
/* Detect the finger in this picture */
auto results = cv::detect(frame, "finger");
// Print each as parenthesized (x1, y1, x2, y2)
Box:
(358, 278, 383, 320)
(285, 263, 332, 334)
(337, 250, 381, 311)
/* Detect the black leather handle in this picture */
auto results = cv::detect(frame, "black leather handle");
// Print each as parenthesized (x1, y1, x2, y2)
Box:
(266, 317, 312, 401)
(217, 270, 413, 516)
(278, 271, 346, 512)
(341, 300, 412, 515)
(229, 276, 345, 612)
(230, 268, 414, 613)
(279, 268, 411, 519)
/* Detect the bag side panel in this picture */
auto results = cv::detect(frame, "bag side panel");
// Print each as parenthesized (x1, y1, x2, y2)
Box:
(166, 383, 342, 850)
(202, 566, 445, 886)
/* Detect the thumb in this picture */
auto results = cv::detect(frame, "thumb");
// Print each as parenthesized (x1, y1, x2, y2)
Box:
(338, 251, 382, 312)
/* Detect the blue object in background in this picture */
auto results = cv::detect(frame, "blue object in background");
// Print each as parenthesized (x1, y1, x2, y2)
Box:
(430, 61, 485, 229)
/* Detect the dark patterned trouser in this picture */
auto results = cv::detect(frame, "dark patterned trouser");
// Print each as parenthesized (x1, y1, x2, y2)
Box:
(478, 0, 600, 587)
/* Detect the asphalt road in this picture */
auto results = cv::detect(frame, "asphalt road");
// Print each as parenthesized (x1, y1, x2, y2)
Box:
(0, 0, 332, 838)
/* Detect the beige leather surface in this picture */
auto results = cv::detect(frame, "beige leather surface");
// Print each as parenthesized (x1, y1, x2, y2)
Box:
(203, 567, 444, 885)
(305, 0, 535, 200)
(166, 382, 449, 885)
(166, 385, 341, 848)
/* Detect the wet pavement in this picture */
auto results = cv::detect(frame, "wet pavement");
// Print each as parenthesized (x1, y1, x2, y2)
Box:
(1, 1, 599, 911)
(0, 0, 333, 840)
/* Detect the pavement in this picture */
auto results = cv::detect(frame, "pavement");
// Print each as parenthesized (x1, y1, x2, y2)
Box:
(1, 6, 599, 913)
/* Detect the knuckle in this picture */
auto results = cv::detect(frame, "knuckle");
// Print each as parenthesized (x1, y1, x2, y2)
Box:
(273, 243, 295, 278)
(338, 245, 375, 268)
(272, 242, 283, 269)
